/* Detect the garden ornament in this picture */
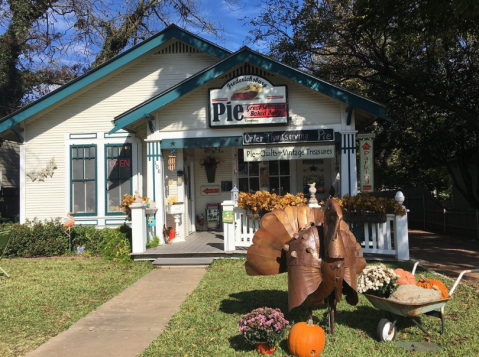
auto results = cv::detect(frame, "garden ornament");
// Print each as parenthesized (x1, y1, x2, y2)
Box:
(245, 199, 367, 335)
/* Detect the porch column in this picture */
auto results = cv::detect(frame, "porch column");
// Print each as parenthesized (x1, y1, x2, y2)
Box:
(340, 131, 358, 197)
(147, 141, 166, 245)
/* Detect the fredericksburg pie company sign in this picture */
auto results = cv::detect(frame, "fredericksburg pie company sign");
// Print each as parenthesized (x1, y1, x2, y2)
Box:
(209, 75, 287, 127)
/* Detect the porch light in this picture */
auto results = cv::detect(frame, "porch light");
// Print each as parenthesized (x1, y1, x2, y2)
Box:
(231, 185, 239, 206)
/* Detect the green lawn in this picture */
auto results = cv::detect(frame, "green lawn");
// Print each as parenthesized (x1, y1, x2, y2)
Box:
(141, 259, 479, 357)
(0, 257, 153, 357)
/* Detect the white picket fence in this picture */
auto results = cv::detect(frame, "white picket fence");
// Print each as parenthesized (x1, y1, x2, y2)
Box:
(223, 203, 410, 261)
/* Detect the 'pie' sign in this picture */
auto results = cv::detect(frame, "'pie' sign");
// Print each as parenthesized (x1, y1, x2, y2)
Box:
(209, 75, 287, 127)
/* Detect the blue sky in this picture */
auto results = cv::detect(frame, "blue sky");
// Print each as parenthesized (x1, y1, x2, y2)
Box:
(194, 0, 265, 52)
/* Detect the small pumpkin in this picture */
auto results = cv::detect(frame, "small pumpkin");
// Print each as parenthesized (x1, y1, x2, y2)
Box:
(394, 268, 416, 285)
(288, 321, 325, 357)
(416, 275, 448, 299)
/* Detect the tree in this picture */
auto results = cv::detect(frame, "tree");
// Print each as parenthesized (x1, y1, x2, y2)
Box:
(245, 0, 479, 208)
(0, 0, 233, 118)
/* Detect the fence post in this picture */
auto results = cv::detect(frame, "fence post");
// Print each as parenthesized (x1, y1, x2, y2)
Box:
(395, 213, 410, 260)
(130, 202, 147, 254)
(222, 200, 236, 251)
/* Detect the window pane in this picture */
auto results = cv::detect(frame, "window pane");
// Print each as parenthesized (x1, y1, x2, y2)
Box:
(269, 161, 279, 175)
(85, 181, 96, 212)
(269, 177, 280, 194)
(72, 159, 83, 180)
(72, 182, 85, 213)
(84, 158, 95, 179)
(90, 146, 96, 157)
(279, 160, 290, 175)
(281, 177, 290, 194)
(249, 162, 259, 176)
(239, 178, 248, 193)
(107, 159, 118, 179)
(107, 181, 120, 212)
(238, 163, 248, 177)
(118, 156, 131, 178)
(249, 177, 259, 192)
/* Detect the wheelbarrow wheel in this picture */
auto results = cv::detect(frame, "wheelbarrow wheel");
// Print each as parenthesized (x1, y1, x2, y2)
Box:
(377, 318, 397, 342)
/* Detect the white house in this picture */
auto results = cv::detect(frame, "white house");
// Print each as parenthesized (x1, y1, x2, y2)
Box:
(0, 25, 389, 243)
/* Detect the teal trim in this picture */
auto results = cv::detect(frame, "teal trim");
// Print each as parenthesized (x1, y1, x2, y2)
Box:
(105, 143, 133, 216)
(70, 145, 97, 216)
(0, 25, 230, 134)
(346, 106, 353, 126)
(110, 48, 389, 133)
(10, 128, 24, 143)
(161, 136, 243, 149)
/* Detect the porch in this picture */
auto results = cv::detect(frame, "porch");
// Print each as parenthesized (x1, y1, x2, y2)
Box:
(130, 230, 247, 265)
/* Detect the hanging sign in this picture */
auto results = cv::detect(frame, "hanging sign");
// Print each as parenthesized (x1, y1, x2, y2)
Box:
(209, 75, 287, 127)
(200, 185, 221, 196)
(222, 210, 234, 223)
(243, 129, 334, 145)
(243, 145, 335, 162)
(359, 139, 374, 192)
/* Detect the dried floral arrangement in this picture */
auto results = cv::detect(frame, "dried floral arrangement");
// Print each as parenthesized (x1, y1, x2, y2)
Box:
(320, 194, 406, 216)
(121, 193, 149, 220)
(237, 191, 307, 216)
(167, 196, 178, 205)
(357, 264, 399, 298)
(200, 156, 220, 169)
(238, 307, 290, 346)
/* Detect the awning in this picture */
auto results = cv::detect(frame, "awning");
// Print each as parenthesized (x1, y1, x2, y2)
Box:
(160, 136, 243, 149)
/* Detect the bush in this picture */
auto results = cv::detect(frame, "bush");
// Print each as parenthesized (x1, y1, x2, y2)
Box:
(1, 220, 132, 264)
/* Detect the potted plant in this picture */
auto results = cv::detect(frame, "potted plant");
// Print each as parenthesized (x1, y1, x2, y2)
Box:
(237, 191, 307, 219)
(238, 307, 290, 354)
(200, 156, 219, 183)
(357, 264, 399, 298)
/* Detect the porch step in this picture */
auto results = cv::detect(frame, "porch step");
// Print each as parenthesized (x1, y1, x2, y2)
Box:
(152, 257, 215, 267)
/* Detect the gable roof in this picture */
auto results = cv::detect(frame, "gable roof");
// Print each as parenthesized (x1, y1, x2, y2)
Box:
(0, 25, 230, 136)
(110, 46, 390, 133)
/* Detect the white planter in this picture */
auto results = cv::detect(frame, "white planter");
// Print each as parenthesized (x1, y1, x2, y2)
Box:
(167, 203, 184, 214)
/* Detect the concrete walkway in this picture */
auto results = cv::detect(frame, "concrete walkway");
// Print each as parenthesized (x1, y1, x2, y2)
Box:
(26, 267, 206, 357)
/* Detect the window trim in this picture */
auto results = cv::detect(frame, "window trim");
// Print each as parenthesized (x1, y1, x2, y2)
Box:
(70, 144, 98, 216)
(104, 143, 133, 216)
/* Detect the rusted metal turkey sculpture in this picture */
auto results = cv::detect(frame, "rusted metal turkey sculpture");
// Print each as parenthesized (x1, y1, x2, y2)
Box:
(245, 199, 367, 334)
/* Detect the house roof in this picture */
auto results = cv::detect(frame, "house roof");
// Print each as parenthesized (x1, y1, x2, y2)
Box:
(110, 46, 390, 133)
(0, 24, 231, 136)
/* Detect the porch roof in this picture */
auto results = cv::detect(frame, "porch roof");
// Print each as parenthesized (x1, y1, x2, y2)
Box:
(110, 46, 391, 134)
(160, 136, 243, 149)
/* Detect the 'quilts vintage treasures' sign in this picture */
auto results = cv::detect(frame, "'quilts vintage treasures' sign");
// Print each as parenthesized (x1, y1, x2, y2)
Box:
(209, 75, 287, 127)
(243, 145, 335, 162)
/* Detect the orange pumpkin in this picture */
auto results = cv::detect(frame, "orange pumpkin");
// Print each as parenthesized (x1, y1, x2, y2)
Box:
(288, 321, 325, 357)
(394, 268, 416, 285)
(416, 275, 448, 299)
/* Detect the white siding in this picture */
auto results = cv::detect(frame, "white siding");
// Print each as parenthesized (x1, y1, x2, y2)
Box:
(23, 41, 219, 221)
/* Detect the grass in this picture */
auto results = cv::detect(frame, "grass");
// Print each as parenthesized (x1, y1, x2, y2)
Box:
(140, 259, 479, 357)
(0, 257, 153, 357)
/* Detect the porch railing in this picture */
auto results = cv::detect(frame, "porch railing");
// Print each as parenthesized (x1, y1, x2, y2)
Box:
(222, 197, 409, 261)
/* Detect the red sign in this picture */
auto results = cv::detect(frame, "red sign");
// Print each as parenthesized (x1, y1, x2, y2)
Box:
(200, 185, 221, 196)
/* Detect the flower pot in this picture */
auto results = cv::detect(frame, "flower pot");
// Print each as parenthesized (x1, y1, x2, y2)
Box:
(205, 167, 216, 183)
(255, 341, 276, 355)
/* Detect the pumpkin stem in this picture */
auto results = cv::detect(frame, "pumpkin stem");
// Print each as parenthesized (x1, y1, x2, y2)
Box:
(307, 307, 313, 325)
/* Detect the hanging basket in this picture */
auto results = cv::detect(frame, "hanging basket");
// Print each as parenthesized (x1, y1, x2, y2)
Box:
(205, 167, 216, 183)
(343, 212, 387, 224)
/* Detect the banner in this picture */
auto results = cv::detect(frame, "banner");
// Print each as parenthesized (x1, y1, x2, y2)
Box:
(359, 139, 374, 192)
(243, 145, 335, 162)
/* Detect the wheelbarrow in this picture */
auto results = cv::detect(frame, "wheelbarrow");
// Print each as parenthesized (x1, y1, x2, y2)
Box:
(364, 262, 479, 342)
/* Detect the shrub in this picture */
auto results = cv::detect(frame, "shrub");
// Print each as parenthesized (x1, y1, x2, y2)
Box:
(1, 219, 132, 264)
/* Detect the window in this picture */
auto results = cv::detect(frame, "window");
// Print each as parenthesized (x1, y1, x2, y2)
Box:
(106, 144, 132, 214)
(237, 149, 290, 194)
(71, 145, 97, 215)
